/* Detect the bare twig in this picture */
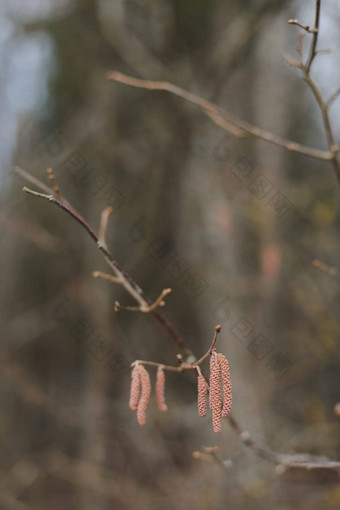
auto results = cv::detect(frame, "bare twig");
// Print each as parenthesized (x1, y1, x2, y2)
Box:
(20, 175, 340, 475)
(313, 259, 340, 276)
(13, 167, 54, 195)
(114, 288, 171, 313)
(139, 288, 172, 313)
(21, 185, 192, 358)
(328, 86, 340, 107)
(106, 71, 335, 162)
(288, 19, 312, 33)
(19, 11, 340, 466)
(289, 0, 340, 184)
(296, 31, 304, 66)
(99, 206, 113, 246)
(283, 52, 302, 69)
(195, 325, 221, 365)
(193, 446, 232, 471)
(13, 167, 73, 209)
(46, 168, 61, 200)
(305, 0, 321, 73)
(315, 48, 331, 55)
(92, 270, 121, 284)
(226, 414, 340, 476)
(226, 414, 279, 464)
(131, 325, 221, 373)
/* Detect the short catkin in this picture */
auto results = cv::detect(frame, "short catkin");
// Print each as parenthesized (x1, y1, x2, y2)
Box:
(136, 365, 151, 427)
(155, 366, 168, 412)
(217, 353, 232, 418)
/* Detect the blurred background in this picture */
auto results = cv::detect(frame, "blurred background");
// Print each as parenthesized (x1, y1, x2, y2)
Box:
(1, 0, 340, 508)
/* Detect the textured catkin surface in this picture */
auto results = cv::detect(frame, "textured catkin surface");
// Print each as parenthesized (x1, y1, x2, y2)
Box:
(155, 366, 168, 412)
(209, 352, 222, 433)
(197, 374, 207, 417)
(137, 365, 151, 427)
(4, 1, 340, 507)
(218, 353, 232, 418)
(129, 365, 141, 411)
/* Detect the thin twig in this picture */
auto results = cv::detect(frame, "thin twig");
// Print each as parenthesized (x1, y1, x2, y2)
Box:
(226, 414, 280, 464)
(99, 206, 114, 246)
(139, 288, 172, 313)
(315, 48, 331, 55)
(20, 19, 340, 466)
(13, 167, 73, 210)
(21, 185, 192, 358)
(132, 325, 221, 372)
(93, 270, 121, 284)
(288, 0, 340, 185)
(328, 86, 340, 107)
(106, 71, 335, 162)
(14, 167, 54, 195)
(296, 31, 304, 66)
(305, 0, 321, 73)
(46, 168, 62, 200)
(114, 288, 172, 313)
(193, 446, 232, 471)
(225, 414, 340, 475)
(288, 19, 312, 33)
(20, 176, 339, 475)
(313, 259, 340, 276)
(195, 325, 221, 365)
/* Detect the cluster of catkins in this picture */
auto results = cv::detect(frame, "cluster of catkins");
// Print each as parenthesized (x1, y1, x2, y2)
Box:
(129, 364, 167, 426)
(129, 351, 232, 432)
(197, 350, 232, 433)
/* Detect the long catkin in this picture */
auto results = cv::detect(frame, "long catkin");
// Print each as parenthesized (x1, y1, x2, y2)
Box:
(217, 353, 232, 418)
(155, 366, 168, 412)
(209, 351, 222, 433)
(197, 374, 207, 417)
(129, 365, 141, 411)
(137, 365, 151, 426)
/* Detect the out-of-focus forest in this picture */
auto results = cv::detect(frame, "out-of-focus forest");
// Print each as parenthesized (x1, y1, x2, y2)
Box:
(1, 0, 340, 508)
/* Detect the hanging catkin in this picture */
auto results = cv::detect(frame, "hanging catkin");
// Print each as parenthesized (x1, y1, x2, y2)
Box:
(197, 374, 207, 417)
(137, 365, 151, 426)
(129, 364, 141, 411)
(209, 351, 222, 433)
(217, 353, 232, 418)
(155, 366, 168, 412)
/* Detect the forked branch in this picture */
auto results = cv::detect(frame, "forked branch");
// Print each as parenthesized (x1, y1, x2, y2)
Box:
(131, 325, 221, 374)
(287, 0, 340, 184)
(15, 0, 340, 470)
(107, 0, 340, 185)
(106, 71, 336, 162)
(17, 171, 340, 476)
(18, 179, 192, 358)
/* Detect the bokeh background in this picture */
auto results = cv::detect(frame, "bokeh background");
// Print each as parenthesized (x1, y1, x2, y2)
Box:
(1, 0, 340, 508)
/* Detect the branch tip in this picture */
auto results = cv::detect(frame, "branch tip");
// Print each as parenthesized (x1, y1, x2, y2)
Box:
(99, 206, 114, 246)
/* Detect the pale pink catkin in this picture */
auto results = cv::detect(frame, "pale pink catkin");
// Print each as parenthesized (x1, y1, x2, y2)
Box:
(155, 366, 168, 412)
(217, 353, 232, 418)
(129, 365, 141, 411)
(209, 351, 222, 433)
(197, 374, 207, 417)
(137, 365, 151, 427)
